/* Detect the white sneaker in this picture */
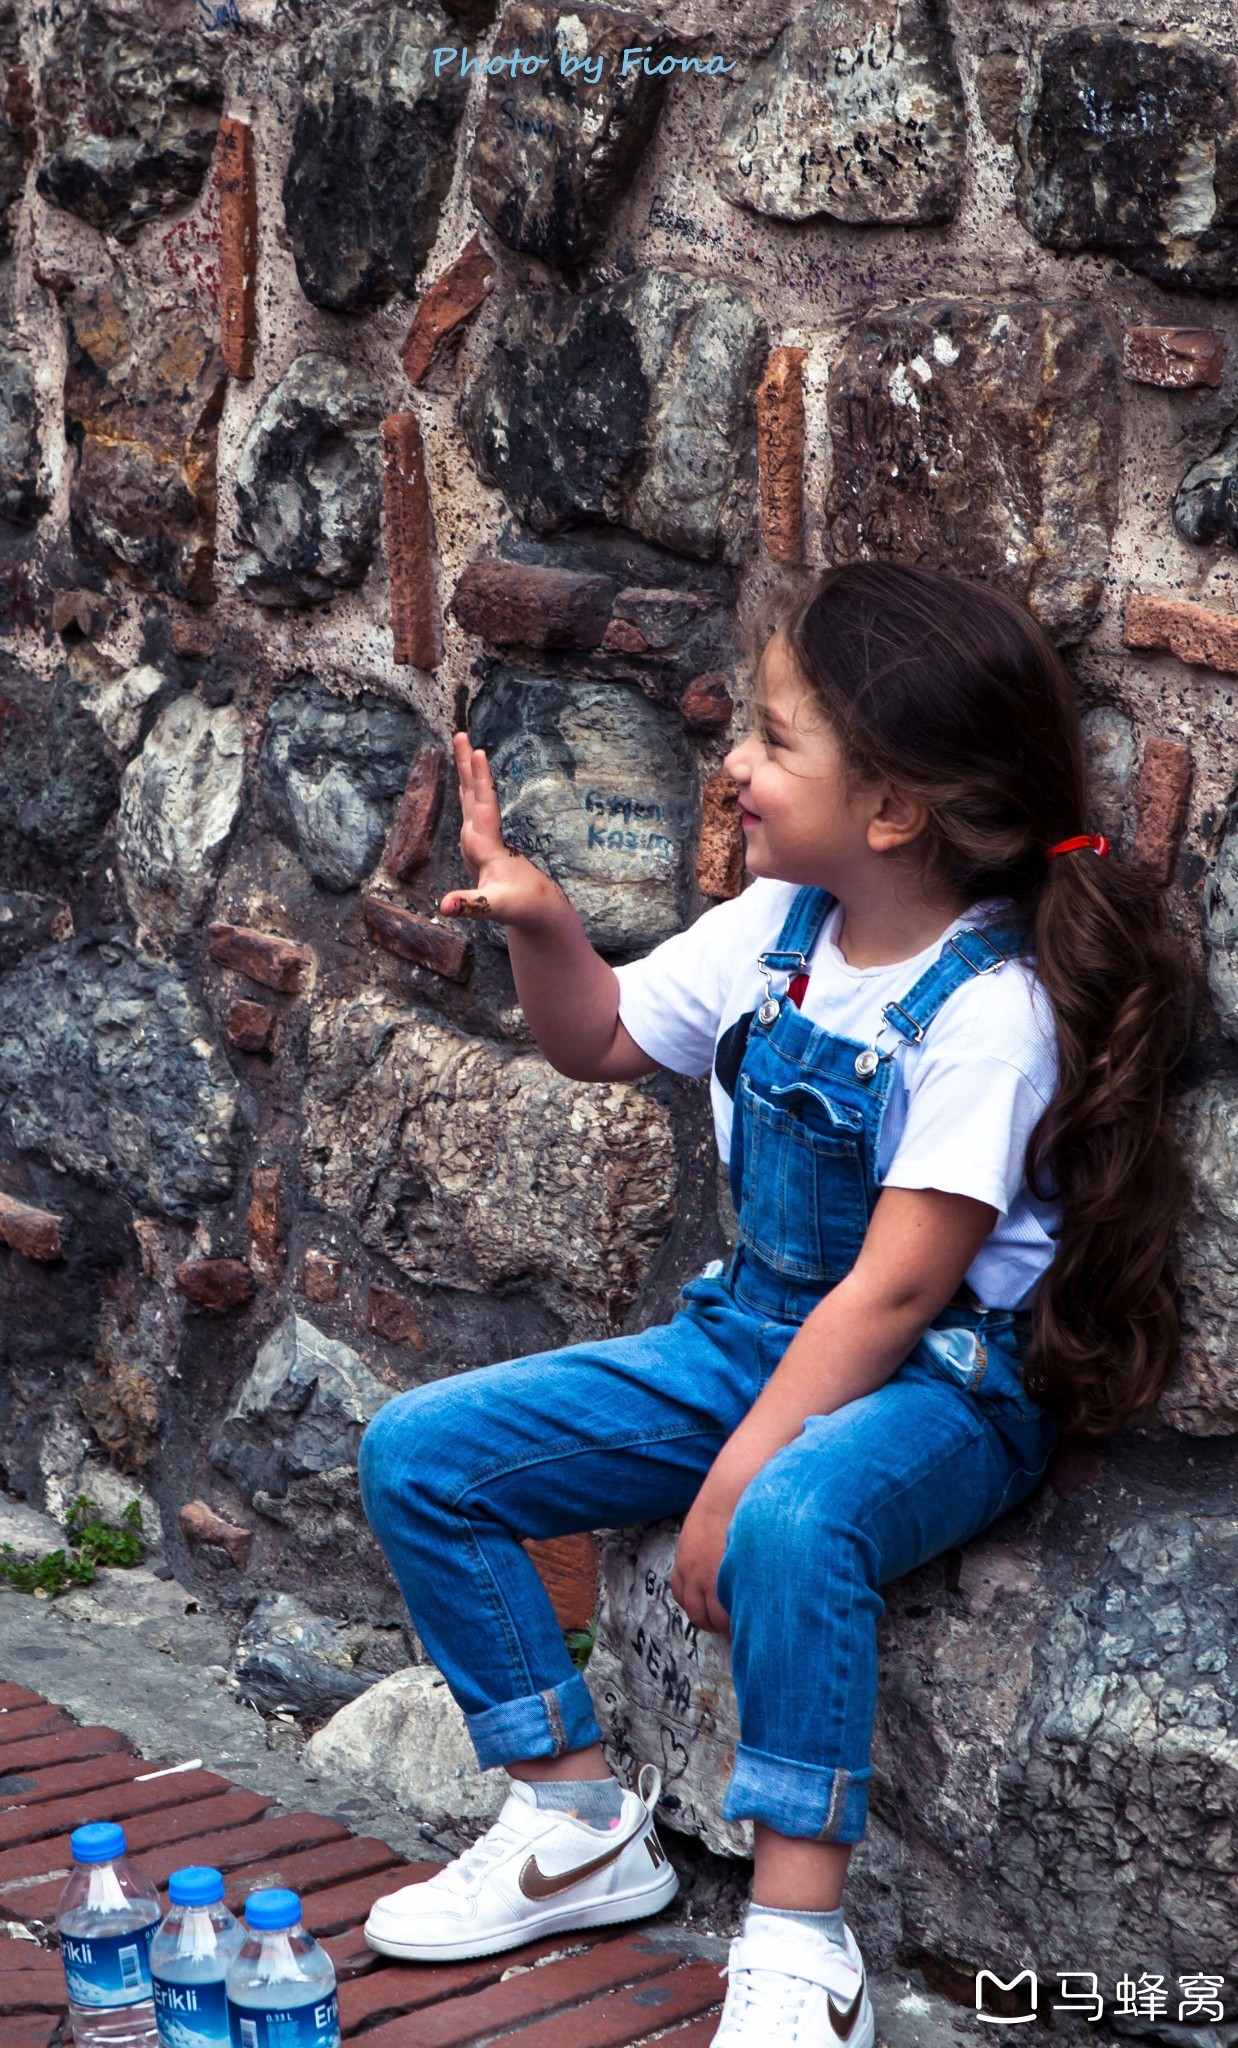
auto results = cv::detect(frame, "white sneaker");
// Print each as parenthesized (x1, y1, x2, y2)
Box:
(712, 1921, 875, 2048)
(363, 1761, 679, 1962)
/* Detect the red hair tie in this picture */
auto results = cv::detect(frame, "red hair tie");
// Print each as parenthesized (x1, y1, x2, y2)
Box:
(1045, 834, 1109, 859)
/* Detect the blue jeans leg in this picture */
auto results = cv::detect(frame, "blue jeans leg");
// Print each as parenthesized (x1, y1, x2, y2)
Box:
(357, 1276, 771, 1771)
(717, 1347, 1057, 1845)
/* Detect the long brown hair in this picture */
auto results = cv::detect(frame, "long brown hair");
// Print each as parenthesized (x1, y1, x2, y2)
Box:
(751, 561, 1191, 1440)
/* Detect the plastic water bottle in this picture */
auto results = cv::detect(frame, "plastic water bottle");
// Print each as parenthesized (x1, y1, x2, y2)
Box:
(224, 1890, 340, 2048)
(57, 1821, 161, 2046)
(150, 1867, 244, 2047)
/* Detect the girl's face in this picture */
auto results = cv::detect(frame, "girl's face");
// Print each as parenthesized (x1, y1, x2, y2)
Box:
(723, 631, 881, 889)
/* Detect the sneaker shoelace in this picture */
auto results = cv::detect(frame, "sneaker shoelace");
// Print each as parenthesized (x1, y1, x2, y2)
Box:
(713, 1955, 815, 2043)
(425, 1815, 525, 1897)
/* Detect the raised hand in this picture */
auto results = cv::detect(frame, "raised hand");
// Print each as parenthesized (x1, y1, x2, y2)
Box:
(439, 732, 559, 928)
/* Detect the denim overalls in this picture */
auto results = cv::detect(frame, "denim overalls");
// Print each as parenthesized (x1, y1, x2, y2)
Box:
(359, 887, 1060, 1846)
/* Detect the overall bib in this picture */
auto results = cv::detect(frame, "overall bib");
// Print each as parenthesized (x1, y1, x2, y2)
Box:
(359, 889, 1060, 1846)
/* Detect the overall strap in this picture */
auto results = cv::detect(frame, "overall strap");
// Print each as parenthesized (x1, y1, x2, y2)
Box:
(757, 885, 837, 974)
(880, 923, 1032, 1047)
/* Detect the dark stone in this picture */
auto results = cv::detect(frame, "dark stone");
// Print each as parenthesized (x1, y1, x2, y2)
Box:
(281, 5, 468, 315)
(0, 935, 242, 1219)
(460, 269, 764, 564)
(974, 50, 1025, 148)
(715, 0, 966, 226)
(259, 682, 425, 892)
(36, 5, 222, 243)
(469, 668, 694, 951)
(64, 277, 226, 604)
(230, 1592, 393, 1721)
(1015, 28, 1238, 293)
(0, 343, 47, 526)
(210, 1313, 392, 1506)
(0, 6, 33, 259)
(234, 355, 384, 607)
(469, 2, 671, 268)
(1173, 420, 1238, 549)
(824, 297, 1121, 644)
(0, 890, 65, 970)
(0, 657, 119, 893)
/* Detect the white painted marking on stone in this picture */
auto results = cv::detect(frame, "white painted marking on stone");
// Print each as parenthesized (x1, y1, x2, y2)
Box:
(889, 363, 920, 411)
(931, 332, 960, 365)
(910, 354, 933, 383)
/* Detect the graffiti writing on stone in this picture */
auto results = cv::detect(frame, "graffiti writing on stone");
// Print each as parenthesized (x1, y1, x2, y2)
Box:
(583, 789, 678, 858)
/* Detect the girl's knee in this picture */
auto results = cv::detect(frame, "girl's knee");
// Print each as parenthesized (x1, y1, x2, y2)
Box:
(358, 1379, 468, 1515)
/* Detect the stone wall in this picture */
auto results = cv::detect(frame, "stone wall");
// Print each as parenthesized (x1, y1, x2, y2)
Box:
(2, 0, 1238, 1999)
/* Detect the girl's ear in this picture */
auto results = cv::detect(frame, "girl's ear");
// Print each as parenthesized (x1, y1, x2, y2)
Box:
(867, 784, 929, 854)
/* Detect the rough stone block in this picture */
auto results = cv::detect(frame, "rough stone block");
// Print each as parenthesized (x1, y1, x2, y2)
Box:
(0, 343, 48, 526)
(826, 298, 1120, 643)
(1173, 422, 1238, 549)
(0, 936, 241, 1221)
(523, 1533, 599, 1633)
(259, 683, 425, 894)
(469, 3, 671, 268)
(179, 1499, 252, 1570)
(211, 1314, 392, 1507)
(1016, 29, 1238, 293)
(1123, 591, 1238, 676)
(64, 278, 227, 604)
(755, 347, 806, 566)
(227, 1000, 276, 1053)
(400, 233, 495, 387)
(1080, 705, 1136, 848)
(715, 0, 966, 227)
(249, 1164, 283, 1280)
(697, 771, 745, 900)
(51, 590, 110, 640)
(1122, 326, 1225, 389)
(362, 897, 471, 983)
(302, 1001, 675, 1325)
(382, 412, 443, 670)
(0, 9, 32, 258)
(231, 1592, 392, 1720)
(367, 1283, 425, 1350)
(461, 269, 765, 565)
(450, 560, 614, 650)
(384, 744, 447, 881)
(217, 116, 258, 380)
(235, 355, 384, 608)
(0, 1190, 63, 1261)
(678, 673, 734, 734)
(174, 1257, 256, 1313)
(1132, 738, 1193, 885)
(37, 9, 223, 242)
(207, 923, 312, 994)
(469, 671, 695, 952)
(0, 661, 120, 897)
(117, 697, 245, 937)
(305, 1667, 507, 1830)
(282, 7, 468, 314)
(300, 1251, 342, 1306)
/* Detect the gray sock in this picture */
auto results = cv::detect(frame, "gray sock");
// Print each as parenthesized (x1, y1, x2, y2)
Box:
(523, 1774, 626, 1829)
(745, 1902, 848, 1947)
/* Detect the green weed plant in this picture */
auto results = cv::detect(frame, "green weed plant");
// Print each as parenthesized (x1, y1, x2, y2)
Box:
(0, 1495, 146, 1599)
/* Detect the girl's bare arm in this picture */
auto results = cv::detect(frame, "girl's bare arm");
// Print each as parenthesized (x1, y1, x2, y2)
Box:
(439, 732, 661, 1082)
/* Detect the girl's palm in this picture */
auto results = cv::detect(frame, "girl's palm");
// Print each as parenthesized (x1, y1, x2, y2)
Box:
(440, 732, 548, 925)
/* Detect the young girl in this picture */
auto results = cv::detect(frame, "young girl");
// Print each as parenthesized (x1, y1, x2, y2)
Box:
(357, 562, 1186, 2045)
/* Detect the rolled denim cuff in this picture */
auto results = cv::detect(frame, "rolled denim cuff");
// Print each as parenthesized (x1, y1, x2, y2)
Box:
(723, 1741, 871, 1844)
(465, 1672, 603, 1772)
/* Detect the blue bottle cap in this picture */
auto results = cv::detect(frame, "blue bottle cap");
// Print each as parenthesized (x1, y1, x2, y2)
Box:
(244, 1888, 303, 1931)
(70, 1822, 127, 1865)
(169, 1866, 226, 1907)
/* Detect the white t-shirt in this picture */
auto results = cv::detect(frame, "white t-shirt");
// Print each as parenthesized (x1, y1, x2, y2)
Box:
(613, 879, 1061, 1309)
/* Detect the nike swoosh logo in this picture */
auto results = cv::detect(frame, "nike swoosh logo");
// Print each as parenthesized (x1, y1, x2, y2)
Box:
(828, 1975, 867, 2040)
(518, 1817, 649, 1899)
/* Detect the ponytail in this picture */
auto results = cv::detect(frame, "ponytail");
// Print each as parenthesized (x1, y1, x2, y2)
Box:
(1026, 848, 1191, 1435)
(756, 560, 1192, 1439)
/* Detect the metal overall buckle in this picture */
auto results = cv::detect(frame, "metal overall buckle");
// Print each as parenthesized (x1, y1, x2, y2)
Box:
(854, 1000, 923, 1081)
(755, 948, 810, 1027)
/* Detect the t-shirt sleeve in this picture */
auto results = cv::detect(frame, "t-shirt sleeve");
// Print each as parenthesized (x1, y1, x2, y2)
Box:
(881, 1052, 1053, 1215)
(612, 896, 749, 1078)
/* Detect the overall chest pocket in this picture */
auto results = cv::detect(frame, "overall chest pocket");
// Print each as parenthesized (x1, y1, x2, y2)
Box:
(735, 1072, 872, 1282)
